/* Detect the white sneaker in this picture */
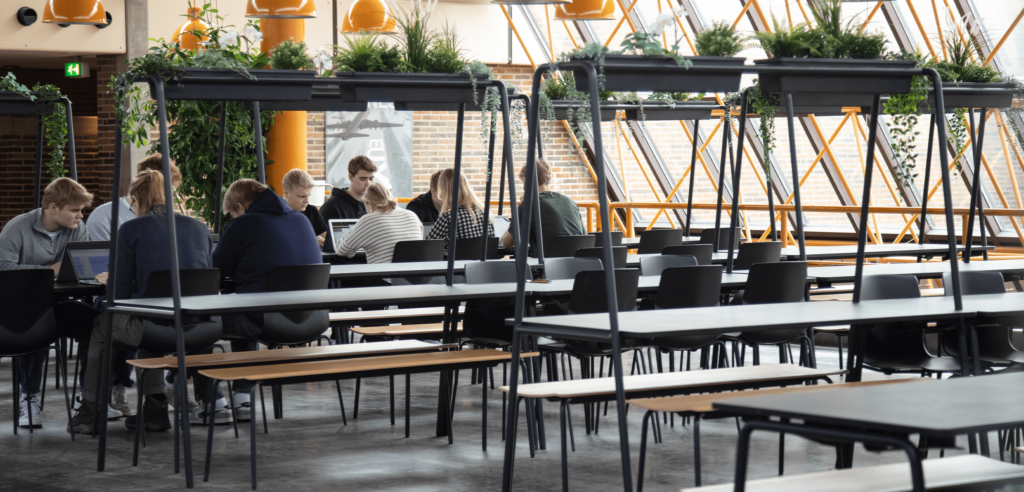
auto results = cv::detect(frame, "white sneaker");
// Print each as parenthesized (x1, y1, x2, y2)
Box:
(18, 394, 41, 428)
(165, 382, 200, 412)
(73, 396, 123, 420)
(231, 392, 251, 422)
(190, 398, 233, 425)
(110, 384, 132, 417)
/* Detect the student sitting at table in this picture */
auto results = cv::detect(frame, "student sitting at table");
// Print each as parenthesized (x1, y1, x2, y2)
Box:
(213, 179, 322, 420)
(281, 168, 328, 248)
(0, 177, 96, 429)
(500, 159, 585, 254)
(337, 182, 423, 264)
(67, 170, 216, 435)
(405, 170, 442, 224)
(426, 168, 494, 255)
(320, 155, 375, 221)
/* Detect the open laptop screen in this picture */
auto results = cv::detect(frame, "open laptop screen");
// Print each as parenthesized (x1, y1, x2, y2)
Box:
(70, 249, 109, 280)
(492, 215, 511, 239)
(422, 222, 434, 240)
(328, 219, 359, 252)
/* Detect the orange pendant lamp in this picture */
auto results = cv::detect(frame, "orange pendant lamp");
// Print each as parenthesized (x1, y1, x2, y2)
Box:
(554, 0, 615, 20)
(41, 0, 108, 25)
(491, 0, 568, 5)
(341, 0, 396, 34)
(245, 0, 317, 19)
(172, 7, 210, 51)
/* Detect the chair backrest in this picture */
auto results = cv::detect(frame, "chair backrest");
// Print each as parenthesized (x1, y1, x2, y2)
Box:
(698, 227, 741, 250)
(393, 240, 445, 263)
(589, 231, 624, 246)
(464, 260, 520, 284)
(568, 268, 641, 314)
(733, 241, 783, 270)
(639, 255, 697, 276)
(543, 257, 603, 280)
(546, 235, 596, 258)
(742, 262, 807, 305)
(662, 244, 713, 265)
(453, 236, 499, 260)
(654, 265, 723, 309)
(0, 269, 57, 357)
(637, 229, 683, 255)
(143, 269, 222, 298)
(266, 264, 331, 292)
(860, 274, 921, 301)
(943, 271, 1006, 296)
(575, 246, 628, 268)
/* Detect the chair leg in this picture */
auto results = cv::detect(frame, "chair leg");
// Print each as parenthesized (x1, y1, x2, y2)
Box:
(335, 380, 347, 425)
(204, 378, 218, 482)
(57, 339, 74, 442)
(481, 367, 487, 452)
(133, 372, 146, 465)
(249, 385, 258, 490)
(390, 375, 395, 426)
(259, 384, 268, 435)
(353, 378, 361, 419)
(837, 335, 845, 370)
(41, 350, 48, 412)
(226, 381, 239, 439)
(12, 357, 19, 435)
(560, 402, 570, 492)
(694, 415, 702, 486)
(405, 373, 411, 438)
(637, 411, 653, 492)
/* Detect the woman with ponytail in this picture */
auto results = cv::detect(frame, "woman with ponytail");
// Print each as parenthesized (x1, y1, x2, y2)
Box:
(337, 182, 422, 264)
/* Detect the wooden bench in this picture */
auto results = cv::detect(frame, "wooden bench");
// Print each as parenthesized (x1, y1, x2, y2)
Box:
(500, 364, 845, 491)
(681, 454, 1024, 492)
(199, 349, 537, 489)
(329, 306, 465, 343)
(629, 378, 931, 490)
(349, 322, 462, 338)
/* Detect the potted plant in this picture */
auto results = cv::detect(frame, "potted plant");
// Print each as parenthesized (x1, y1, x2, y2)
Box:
(623, 91, 716, 121)
(925, 35, 1015, 110)
(540, 72, 616, 122)
(566, 8, 745, 94)
(752, 0, 916, 103)
(0, 73, 69, 180)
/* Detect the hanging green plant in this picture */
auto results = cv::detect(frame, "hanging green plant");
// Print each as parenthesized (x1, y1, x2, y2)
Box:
(884, 50, 930, 199)
(0, 74, 71, 180)
(747, 81, 779, 176)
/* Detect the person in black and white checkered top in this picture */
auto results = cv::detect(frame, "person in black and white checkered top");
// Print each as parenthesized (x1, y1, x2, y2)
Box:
(426, 168, 494, 255)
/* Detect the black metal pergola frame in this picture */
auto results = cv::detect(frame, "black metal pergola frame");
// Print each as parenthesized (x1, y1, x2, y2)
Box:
(0, 91, 79, 207)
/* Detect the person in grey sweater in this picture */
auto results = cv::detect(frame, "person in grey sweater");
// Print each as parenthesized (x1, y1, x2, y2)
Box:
(0, 177, 94, 428)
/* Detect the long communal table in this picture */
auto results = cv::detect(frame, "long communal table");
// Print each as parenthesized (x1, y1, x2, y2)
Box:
(780, 243, 991, 261)
(808, 259, 1024, 287)
(713, 371, 1024, 492)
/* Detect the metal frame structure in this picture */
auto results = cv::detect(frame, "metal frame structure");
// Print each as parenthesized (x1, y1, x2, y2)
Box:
(0, 91, 79, 207)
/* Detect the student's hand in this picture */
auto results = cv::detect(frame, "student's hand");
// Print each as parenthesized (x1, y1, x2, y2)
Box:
(317, 233, 326, 247)
(95, 272, 109, 285)
(50, 262, 61, 276)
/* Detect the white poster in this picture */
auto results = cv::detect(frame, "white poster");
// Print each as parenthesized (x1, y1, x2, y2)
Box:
(325, 103, 414, 198)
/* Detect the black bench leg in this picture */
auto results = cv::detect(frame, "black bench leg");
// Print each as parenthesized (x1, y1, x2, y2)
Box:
(335, 380, 347, 425)
(566, 404, 576, 452)
(133, 370, 146, 465)
(204, 379, 218, 482)
(390, 375, 395, 426)
(694, 415, 701, 487)
(227, 381, 239, 439)
(57, 338, 74, 442)
(482, 367, 487, 452)
(561, 402, 571, 492)
(778, 418, 787, 476)
(12, 359, 18, 435)
(259, 384, 268, 435)
(638, 410, 653, 492)
(353, 378, 361, 419)
(249, 385, 258, 490)
(405, 374, 411, 438)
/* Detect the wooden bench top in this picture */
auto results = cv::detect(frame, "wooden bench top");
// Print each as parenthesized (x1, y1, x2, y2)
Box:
(200, 349, 538, 382)
(350, 323, 461, 337)
(128, 340, 451, 370)
(329, 306, 464, 322)
(681, 454, 1024, 492)
(629, 378, 930, 414)
(500, 364, 845, 399)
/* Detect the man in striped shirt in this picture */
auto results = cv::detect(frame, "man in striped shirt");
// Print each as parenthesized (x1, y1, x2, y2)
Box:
(336, 183, 423, 264)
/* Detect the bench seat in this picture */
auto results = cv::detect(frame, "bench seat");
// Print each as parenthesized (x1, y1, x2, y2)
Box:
(329, 306, 464, 324)
(350, 323, 461, 337)
(681, 454, 1024, 492)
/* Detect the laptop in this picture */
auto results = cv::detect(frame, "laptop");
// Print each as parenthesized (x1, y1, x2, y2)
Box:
(422, 222, 434, 239)
(492, 215, 511, 239)
(56, 241, 110, 285)
(326, 219, 359, 253)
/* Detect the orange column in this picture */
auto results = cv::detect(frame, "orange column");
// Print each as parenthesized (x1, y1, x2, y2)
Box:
(261, 19, 307, 195)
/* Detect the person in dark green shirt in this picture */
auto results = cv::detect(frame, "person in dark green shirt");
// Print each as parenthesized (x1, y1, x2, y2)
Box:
(501, 159, 585, 254)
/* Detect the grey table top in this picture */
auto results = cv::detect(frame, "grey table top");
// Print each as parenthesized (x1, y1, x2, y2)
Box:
(956, 291, 1024, 317)
(808, 259, 1024, 284)
(512, 296, 973, 338)
(714, 371, 1024, 436)
(329, 259, 541, 280)
(780, 243, 992, 261)
(619, 236, 702, 246)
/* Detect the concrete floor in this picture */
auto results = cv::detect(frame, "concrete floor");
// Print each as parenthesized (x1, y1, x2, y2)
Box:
(0, 343, 1019, 491)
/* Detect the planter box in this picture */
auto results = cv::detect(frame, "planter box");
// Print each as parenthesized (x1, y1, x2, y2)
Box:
(0, 91, 55, 115)
(930, 82, 1017, 110)
(335, 72, 490, 104)
(623, 101, 717, 121)
(261, 85, 367, 111)
(570, 55, 745, 93)
(544, 100, 616, 121)
(162, 68, 316, 102)
(754, 58, 918, 95)
(394, 102, 482, 112)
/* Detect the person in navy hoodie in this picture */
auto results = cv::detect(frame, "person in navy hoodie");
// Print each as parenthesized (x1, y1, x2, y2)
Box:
(212, 179, 322, 420)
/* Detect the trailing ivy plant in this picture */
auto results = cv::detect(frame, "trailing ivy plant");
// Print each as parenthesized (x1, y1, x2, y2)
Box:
(884, 50, 929, 198)
(747, 81, 779, 176)
(694, 21, 744, 57)
(109, 4, 275, 224)
(1001, 76, 1024, 164)
(0, 73, 70, 180)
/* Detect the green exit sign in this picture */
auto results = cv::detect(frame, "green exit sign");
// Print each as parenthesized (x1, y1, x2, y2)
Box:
(64, 62, 83, 77)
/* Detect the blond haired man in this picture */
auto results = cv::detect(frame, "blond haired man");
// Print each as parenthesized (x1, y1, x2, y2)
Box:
(281, 168, 328, 247)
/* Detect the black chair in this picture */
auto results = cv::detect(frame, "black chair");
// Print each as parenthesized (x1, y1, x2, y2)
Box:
(543, 257, 603, 280)
(698, 227, 741, 250)
(663, 244, 713, 265)
(589, 231, 624, 246)
(858, 274, 962, 375)
(736, 262, 812, 365)
(452, 236, 500, 260)
(940, 271, 1023, 365)
(732, 241, 782, 271)
(392, 239, 445, 285)
(568, 269, 641, 315)
(637, 229, 683, 255)
(462, 261, 520, 346)
(575, 246, 628, 268)
(639, 255, 697, 276)
(651, 265, 726, 354)
(546, 235, 596, 258)
(0, 270, 71, 435)
(464, 260, 519, 284)
(258, 264, 332, 346)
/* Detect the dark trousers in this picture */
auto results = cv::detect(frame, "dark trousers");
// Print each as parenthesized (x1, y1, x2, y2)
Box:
(19, 300, 100, 396)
